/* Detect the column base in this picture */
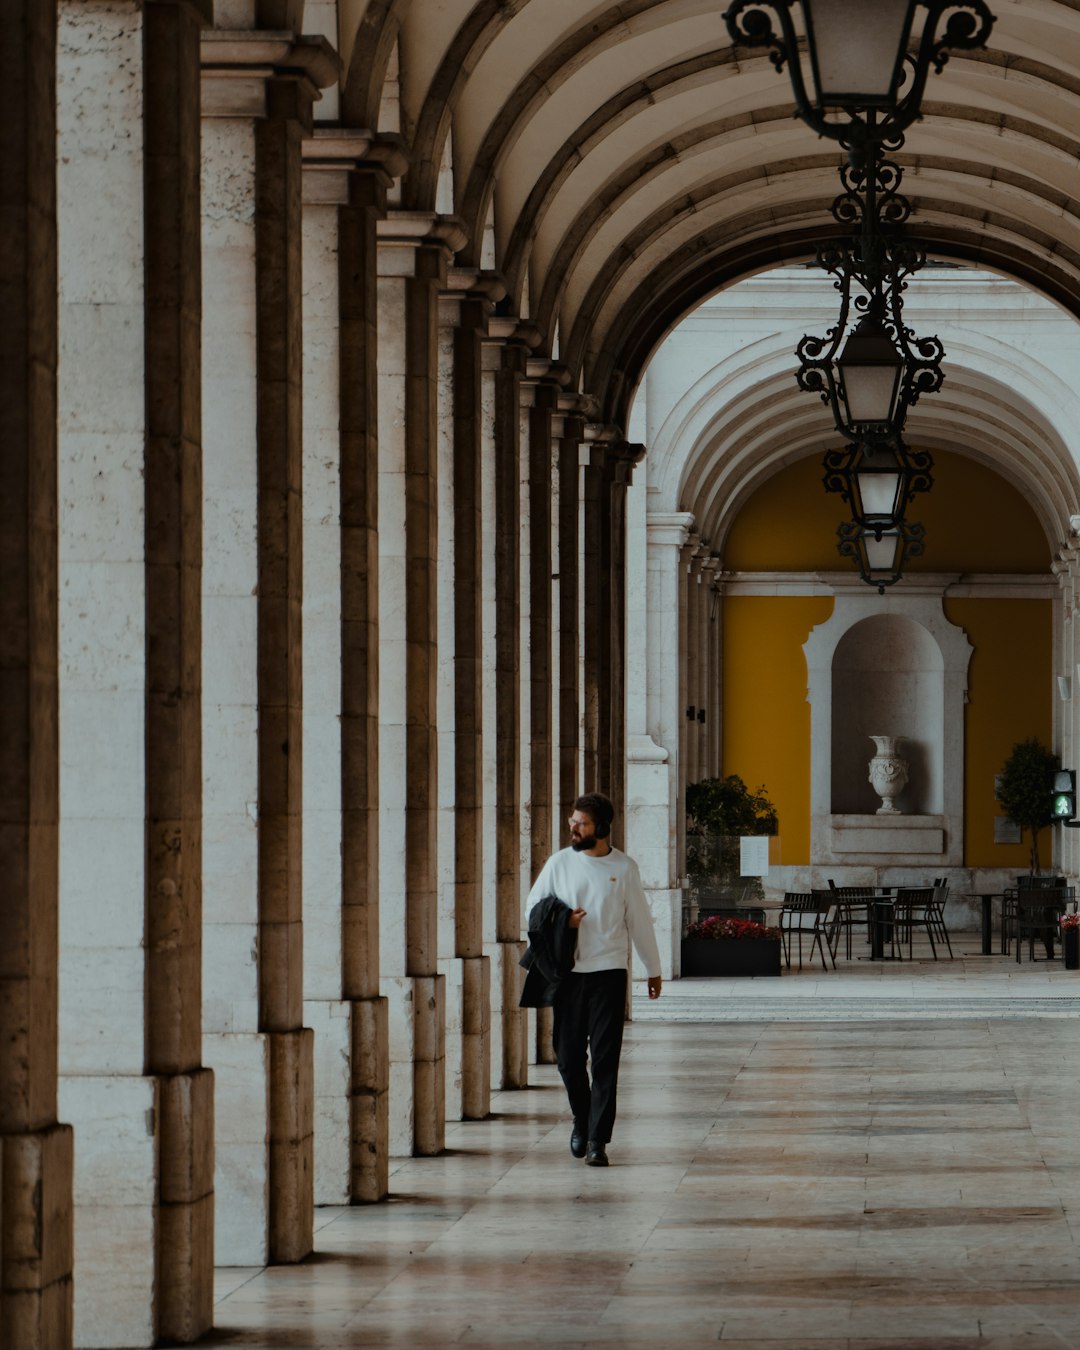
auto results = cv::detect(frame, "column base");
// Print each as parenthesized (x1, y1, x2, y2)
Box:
(412, 974, 445, 1156)
(268, 1028, 314, 1264)
(157, 1067, 214, 1343)
(350, 996, 389, 1202)
(499, 941, 528, 1088)
(461, 955, 491, 1119)
(1, 1122, 73, 1350)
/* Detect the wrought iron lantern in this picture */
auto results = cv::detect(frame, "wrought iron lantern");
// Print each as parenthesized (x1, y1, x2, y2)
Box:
(722, 0, 995, 165)
(837, 516, 926, 593)
(796, 145, 946, 446)
(823, 439, 933, 534)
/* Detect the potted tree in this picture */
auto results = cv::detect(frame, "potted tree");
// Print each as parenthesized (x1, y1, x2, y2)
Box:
(682, 776, 781, 976)
(995, 738, 1057, 875)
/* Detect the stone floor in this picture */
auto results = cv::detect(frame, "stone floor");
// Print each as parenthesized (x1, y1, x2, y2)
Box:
(208, 949, 1080, 1348)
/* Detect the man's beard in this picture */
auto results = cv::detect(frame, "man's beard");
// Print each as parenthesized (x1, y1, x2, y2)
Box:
(571, 831, 597, 852)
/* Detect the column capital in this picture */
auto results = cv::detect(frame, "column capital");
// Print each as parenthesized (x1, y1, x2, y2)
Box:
(582, 425, 644, 481)
(301, 128, 408, 204)
(444, 266, 507, 303)
(646, 511, 696, 550)
(201, 31, 340, 120)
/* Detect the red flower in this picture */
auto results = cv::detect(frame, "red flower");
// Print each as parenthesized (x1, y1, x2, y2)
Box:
(685, 916, 780, 942)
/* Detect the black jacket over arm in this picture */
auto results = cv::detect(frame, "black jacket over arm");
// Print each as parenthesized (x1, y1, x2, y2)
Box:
(518, 894, 576, 1007)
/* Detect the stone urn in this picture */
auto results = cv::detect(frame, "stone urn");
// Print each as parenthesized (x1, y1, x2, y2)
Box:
(868, 735, 908, 815)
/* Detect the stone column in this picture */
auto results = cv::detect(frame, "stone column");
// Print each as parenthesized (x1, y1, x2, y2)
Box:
(608, 442, 645, 847)
(200, 29, 337, 1265)
(625, 509, 694, 984)
(699, 557, 721, 778)
(522, 364, 567, 1064)
(581, 441, 607, 795)
(491, 323, 532, 1088)
(683, 538, 704, 788)
(300, 130, 404, 1205)
(57, 4, 214, 1340)
(1055, 550, 1080, 881)
(143, 2, 214, 1337)
(677, 533, 699, 885)
(557, 409, 586, 825)
(0, 3, 74, 1346)
(377, 211, 464, 1153)
(311, 134, 404, 1203)
(445, 276, 502, 1119)
(525, 371, 560, 878)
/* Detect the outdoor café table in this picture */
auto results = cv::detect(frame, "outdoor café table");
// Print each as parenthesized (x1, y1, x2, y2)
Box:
(964, 893, 1006, 955)
(867, 889, 896, 960)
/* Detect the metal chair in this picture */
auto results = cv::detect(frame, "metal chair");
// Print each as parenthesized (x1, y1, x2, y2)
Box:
(778, 892, 835, 971)
(1005, 878, 1067, 954)
(928, 883, 954, 958)
(890, 887, 940, 960)
(1016, 887, 1074, 963)
(825, 885, 873, 960)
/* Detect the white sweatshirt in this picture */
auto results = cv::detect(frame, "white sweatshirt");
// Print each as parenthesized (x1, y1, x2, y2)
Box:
(526, 846, 662, 978)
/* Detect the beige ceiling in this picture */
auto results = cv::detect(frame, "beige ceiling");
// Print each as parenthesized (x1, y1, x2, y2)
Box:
(333, 0, 1080, 537)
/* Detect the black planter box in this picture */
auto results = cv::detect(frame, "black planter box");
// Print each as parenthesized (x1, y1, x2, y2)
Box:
(680, 937, 782, 977)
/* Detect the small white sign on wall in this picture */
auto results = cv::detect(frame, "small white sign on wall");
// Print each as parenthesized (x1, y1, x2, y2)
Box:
(740, 835, 769, 877)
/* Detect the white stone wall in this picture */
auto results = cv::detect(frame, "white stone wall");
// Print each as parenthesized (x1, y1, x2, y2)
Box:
(301, 196, 349, 1204)
(201, 114, 268, 1266)
(56, 5, 155, 1344)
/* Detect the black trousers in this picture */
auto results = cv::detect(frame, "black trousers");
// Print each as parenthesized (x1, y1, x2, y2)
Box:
(551, 968, 627, 1144)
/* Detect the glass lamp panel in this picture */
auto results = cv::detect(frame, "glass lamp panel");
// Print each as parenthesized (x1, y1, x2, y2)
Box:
(855, 468, 902, 520)
(803, 0, 915, 106)
(842, 364, 903, 425)
(865, 532, 900, 572)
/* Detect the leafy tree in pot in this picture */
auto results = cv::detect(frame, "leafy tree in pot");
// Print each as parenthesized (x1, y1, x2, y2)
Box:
(685, 775, 778, 905)
(995, 737, 1057, 874)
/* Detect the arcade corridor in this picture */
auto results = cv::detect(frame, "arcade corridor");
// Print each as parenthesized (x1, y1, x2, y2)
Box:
(208, 960, 1080, 1348)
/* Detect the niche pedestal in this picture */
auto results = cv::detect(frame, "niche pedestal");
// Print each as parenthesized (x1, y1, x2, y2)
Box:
(829, 813, 945, 862)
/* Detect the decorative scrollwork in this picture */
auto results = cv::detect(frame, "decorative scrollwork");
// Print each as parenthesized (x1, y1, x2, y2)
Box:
(724, 0, 995, 157)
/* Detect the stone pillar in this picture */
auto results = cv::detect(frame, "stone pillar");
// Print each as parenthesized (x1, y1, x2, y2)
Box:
(522, 365, 566, 1065)
(492, 324, 532, 1088)
(557, 410, 586, 825)
(1055, 550, 1080, 881)
(442, 271, 502, 1117)
(683, 537, 704, 788)
(200, 28, 336, 1265)
(525, 373, 560, 878)
(608, 443, 645, 847)
(581, 442, 607, 796)
(698, 557, 721, 778)
(300, 131, 401, 1205)
(626, 508, 695, 984)
(143, 2, 214, 1337)
(377, 211, 465, 1153)
(0, 3, 74, 1345)
(677, 533, 698, 885)
(57, 4, 212, 1340)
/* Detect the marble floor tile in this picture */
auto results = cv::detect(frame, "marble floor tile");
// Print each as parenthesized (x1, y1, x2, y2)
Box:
(206, 967, 1080, 1349)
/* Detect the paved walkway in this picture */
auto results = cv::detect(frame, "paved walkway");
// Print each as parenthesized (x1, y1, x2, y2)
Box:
(208, 952, 1080, 1348)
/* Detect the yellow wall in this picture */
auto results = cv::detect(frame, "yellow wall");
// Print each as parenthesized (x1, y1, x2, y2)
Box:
(944, 598, 1053, 869)
(722, 596, 833, 865)
(724, 449, 1049, 573)
(718, 450, 1052, 865)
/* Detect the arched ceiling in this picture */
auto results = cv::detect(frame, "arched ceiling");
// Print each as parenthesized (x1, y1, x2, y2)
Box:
(333, 0, 1080, 522)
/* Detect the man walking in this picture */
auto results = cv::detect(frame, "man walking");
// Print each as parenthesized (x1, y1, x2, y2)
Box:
(525, 793, 662, 1166)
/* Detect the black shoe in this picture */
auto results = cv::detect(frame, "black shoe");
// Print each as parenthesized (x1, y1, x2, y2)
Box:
(586, 1140, 609, 1167)
(570, 1121, 587, 1158)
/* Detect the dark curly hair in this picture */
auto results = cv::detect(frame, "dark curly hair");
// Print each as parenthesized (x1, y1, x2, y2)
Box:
(573, 793, 615, 839)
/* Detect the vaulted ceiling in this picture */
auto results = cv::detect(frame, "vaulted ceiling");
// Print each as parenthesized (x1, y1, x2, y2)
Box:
(328, 1, 1080, 542)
